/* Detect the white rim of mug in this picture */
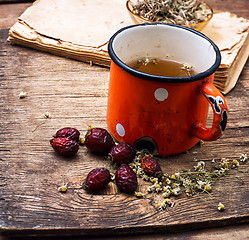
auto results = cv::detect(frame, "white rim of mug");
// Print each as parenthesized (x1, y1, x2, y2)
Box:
(108, 23, 221, 83)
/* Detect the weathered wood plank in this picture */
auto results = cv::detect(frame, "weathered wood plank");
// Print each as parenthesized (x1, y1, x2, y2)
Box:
(0, 2, 32, 30)
(205, 0, 249, 19)
(0, 0, 33, 3)
(0, 25, 249, 239)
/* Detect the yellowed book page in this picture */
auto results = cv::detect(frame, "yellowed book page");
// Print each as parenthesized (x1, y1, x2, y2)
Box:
(202, 12, 249, 68)
(18, 0, 134, 48)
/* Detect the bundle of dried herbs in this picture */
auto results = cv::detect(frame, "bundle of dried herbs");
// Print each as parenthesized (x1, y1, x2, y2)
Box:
(130, 0, 213, 26)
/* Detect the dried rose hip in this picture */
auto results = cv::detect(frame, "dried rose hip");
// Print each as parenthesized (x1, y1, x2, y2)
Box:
(115, 164, 137, 193)
(108, 143, 136, 165)
(83, 168, 111, 192)
(141, 156, 162, 179)
(54, 127, 80, 142)
(50, 137, 79, 157)
(84, 127, 115, 154)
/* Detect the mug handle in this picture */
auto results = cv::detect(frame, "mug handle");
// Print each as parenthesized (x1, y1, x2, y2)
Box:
(191, 82, 228, 141)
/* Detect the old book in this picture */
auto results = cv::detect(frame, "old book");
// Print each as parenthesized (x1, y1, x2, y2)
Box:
(8, 0, 134, 66)
(8, 0, 249, 94)
(201, 12, 249, 94)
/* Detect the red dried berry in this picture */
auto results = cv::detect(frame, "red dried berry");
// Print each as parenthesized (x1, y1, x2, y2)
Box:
(115, 164, 137, 193)
(50, 137, 79, 157)
(141, 156, 162, 179)
(54, 127, 80, 142)
(108, 143, 136, 165)
(84, 127, 115, 154)
(83, 168, 111, 192)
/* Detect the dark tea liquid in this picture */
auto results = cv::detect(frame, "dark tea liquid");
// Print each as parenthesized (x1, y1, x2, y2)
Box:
(127, 57, 198, 77)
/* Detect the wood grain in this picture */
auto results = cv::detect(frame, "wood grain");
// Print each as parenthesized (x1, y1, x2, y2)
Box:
(0, 3, 32, 30)
(0, 27, 249, 238)
(205, 0, 249, 19)
(0, 0, 33, 3)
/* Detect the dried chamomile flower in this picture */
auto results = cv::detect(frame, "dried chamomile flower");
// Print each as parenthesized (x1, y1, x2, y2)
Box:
(151, 177, 158, 184)
(240, 154, 247, 162)
(137, 168, 144, 177)
(158, 202, 167, 211)
(160, 174, 165, 181)
(166, 178, 172, 185)
(163, 185, 171, 192)
(171, 174, 176, 180)
(147, 183, 159, 193)
(147, 186, 153, 193)
(162, 190, 171, 198)
(164, 198, 175, 207)
(213, 168, 227, 176)
(135, 162, 142, 168)
(197, 180, 205, 189)
(79, 137, 85, 145)
(110, 172, 115, 181)
(129, 162, 135, 168)
(199, 140, 205, 147)
(87, 125, 94, 131)
(220, 158, 229, 169)
(19, 91, 27, 99)
(158, 198, 175, 210)
(194, 161, 205, 171)
(185, 188, 194, 196)
(43, 111, 50, 119)
(154, 183, 162, 192)
(231, 160, 240, 168)
(182, 178, 193, 188)
(181, 63, 192, 71)
(142, 174, 150, 181)
(171, 186, 181, 196)
(176, 63, 193, 76)
(217, 202, 225, 211)
(204, 183, 212, 192)
(135, 191, 144, 198)
(163, 173, 169, 178)
(175, 172, 181, 178)
(171, 182, 180, 189)
(58, 183, 68, 193)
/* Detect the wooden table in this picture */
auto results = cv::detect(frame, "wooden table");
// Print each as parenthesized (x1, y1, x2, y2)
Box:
(0, 1, 249, 239)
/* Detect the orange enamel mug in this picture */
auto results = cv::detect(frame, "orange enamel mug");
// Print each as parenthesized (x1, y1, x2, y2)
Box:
(107, 23, 228, 156)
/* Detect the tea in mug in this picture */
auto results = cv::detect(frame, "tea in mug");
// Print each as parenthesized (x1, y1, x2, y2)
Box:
(127, 57, 198, 77)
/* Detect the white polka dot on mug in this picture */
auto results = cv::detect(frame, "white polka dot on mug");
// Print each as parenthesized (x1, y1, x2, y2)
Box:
(116, 123, 125, 137)
(154, 88, 168, 101)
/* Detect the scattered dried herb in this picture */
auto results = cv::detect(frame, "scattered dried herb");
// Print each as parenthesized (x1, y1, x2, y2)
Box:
(58, 183, 68, 193)
(129, 150, 248, 211)
(129, 57, 195, 77)
(217, 202, 225, 211)
(52, 125, 247, 212)
(19, 91, 27, 99)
